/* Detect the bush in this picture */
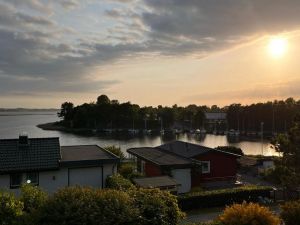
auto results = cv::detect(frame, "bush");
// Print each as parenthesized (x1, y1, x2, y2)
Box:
(20, 184, 48, 224)
(0, 191, 24, 225)
(104, 146, 125, 160)
(219, 202, 281, 225)
(280, 200, 300, 225)
(38, 186, 138, 225)
(129, 188, 185, 225)
(215, 146, 244, 156)
(20, 184, 47, 213)
(106, 174, 135, 190)
(119, 163, 144, 180)
(178, 185, 272, 210)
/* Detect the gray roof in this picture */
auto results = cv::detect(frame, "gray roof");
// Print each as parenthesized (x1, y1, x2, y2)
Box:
(0, 137, 61, 173)
(205, 112, 227, 120)
(60, 145, 120, 167)
(127, 147, 192, 168)
(133, 176, 180, 188)
(158, 141, 240, 158)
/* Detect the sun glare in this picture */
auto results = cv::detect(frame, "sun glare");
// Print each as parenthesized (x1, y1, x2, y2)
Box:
(268, 37, 288, 58)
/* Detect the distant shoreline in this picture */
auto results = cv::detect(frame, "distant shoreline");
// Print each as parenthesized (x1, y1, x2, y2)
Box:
(37, 122, 95, 135)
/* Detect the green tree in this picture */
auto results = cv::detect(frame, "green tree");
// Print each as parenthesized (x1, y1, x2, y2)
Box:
(104, 145, 125, 160)
(58, 102, 74, 122)
(272, 114, 300, 188)
(97, 95, 111, 105)
(0, 191, 24, 225)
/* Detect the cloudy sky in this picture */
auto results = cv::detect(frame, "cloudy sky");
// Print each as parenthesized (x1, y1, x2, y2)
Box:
(1, 0, 300, 108)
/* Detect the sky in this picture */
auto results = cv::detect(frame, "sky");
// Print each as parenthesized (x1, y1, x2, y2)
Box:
(1, 0, 300, 108)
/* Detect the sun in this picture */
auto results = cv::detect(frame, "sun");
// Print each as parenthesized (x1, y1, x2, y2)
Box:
(268, 37, 288, 58)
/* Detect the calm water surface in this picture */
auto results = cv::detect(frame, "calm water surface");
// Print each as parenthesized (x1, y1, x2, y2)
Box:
(0, 111, 277, 156)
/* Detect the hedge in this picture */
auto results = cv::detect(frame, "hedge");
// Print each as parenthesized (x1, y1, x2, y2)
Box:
(178, 185, 273, 210)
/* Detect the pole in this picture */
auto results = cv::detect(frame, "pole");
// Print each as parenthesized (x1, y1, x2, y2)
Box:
(261, 122, 264, 155)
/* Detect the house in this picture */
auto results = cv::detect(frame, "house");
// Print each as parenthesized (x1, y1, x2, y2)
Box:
(0, 135, 119, 193)
(133, 176, 180, 193)
(127, 141, 241, 193)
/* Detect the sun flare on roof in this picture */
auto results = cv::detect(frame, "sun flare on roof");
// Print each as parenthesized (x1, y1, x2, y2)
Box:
(268, 37, 288, 58)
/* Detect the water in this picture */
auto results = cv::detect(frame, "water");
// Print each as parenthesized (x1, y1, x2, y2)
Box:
(0, 111, 277, 156)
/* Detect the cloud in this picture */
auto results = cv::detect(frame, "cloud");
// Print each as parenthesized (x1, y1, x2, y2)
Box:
(2, 0, 300, 103)
(185, 79, 300, 104)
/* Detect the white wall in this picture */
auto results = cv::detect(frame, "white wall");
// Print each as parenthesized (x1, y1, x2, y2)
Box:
(171, 168, 191, 193)
(0, 164, 117, 194)
(39, 168, 68, 193)
(69, 167, 102, 188)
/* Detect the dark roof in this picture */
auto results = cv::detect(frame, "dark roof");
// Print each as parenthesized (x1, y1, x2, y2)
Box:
(0, 137, 61, 173)
(133, 176, 180, 188)
(127, 147, 192, 168)
(158, 141, 241, 158)
(60, 145, 119, 167)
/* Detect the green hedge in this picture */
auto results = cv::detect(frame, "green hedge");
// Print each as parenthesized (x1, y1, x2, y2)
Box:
(178, 186, 273, 211)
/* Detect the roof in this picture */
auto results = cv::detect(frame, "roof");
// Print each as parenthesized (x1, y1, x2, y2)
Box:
(158, 141, 241, 158)
(205, 112, 227, 120)
(133, 176, 180, 188)
(60, 145, 120, 167)
(127, 147, 192, 168)
(0, 137, 61, 173)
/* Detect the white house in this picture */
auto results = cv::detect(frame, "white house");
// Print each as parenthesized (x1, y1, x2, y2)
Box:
(0, 135, 119, 193)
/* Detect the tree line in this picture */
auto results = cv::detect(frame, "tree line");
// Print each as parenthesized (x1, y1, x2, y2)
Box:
(58, 95, 300, 134)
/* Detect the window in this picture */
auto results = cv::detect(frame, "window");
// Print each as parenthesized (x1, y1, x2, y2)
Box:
(26, 172, 39, 185)
(201, 161, 210, 174)
(10, 173, 23, 189)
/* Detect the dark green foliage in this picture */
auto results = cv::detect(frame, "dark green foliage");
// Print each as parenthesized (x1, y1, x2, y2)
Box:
(104, 145, 125, 160)
(59, 95, 208, 130)
(118, 163, 144, 180)
(58, 102, 74, 122)
(281, 200, 300, 225)
(215, 146, 244, 156)
(0, 184, 184, 225)
(38, 186, 138, 225)
(178, 186, 272, 211)
(106, 174, 135, 190)
(20, 184, 48, 213)
(272, 113, 300, 188)
(129, 188, 185, 225)
(0, 191, 24, 225)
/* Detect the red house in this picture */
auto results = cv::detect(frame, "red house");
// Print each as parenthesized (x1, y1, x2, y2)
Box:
(127, 141, 240, 193)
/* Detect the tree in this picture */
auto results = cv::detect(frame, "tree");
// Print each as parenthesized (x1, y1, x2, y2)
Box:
(104, 146, 125, 160)
(58, 102, 74, 122)
(97, 95, 110, 105)
(272, 113, 300, 188)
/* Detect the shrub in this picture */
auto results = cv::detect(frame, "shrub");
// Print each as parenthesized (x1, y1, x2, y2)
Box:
(119, 163, 144, 180)
(0, 191, 24, 225)
(218, 202, 281, 225)
(37, 186, 137, 225)
(106, 174, 135, 190)
(20, 184, 48, 224)
(129, 188, 185, 225)
(104, 146, 125, 160)
(178, 185, 272, 210)
(280, 200, 300, 225)
(20, 184, 48, 213)
(215, 146, 244, 156)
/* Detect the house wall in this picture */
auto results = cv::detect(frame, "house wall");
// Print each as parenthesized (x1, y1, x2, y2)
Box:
(171, 168, 191, 193)
(144, 161, 162, 177)
(0, 163, 117, 194)
(192, 152, 238, 187)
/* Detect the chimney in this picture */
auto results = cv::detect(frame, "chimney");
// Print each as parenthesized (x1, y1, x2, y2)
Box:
(19, 133, 29, 145)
